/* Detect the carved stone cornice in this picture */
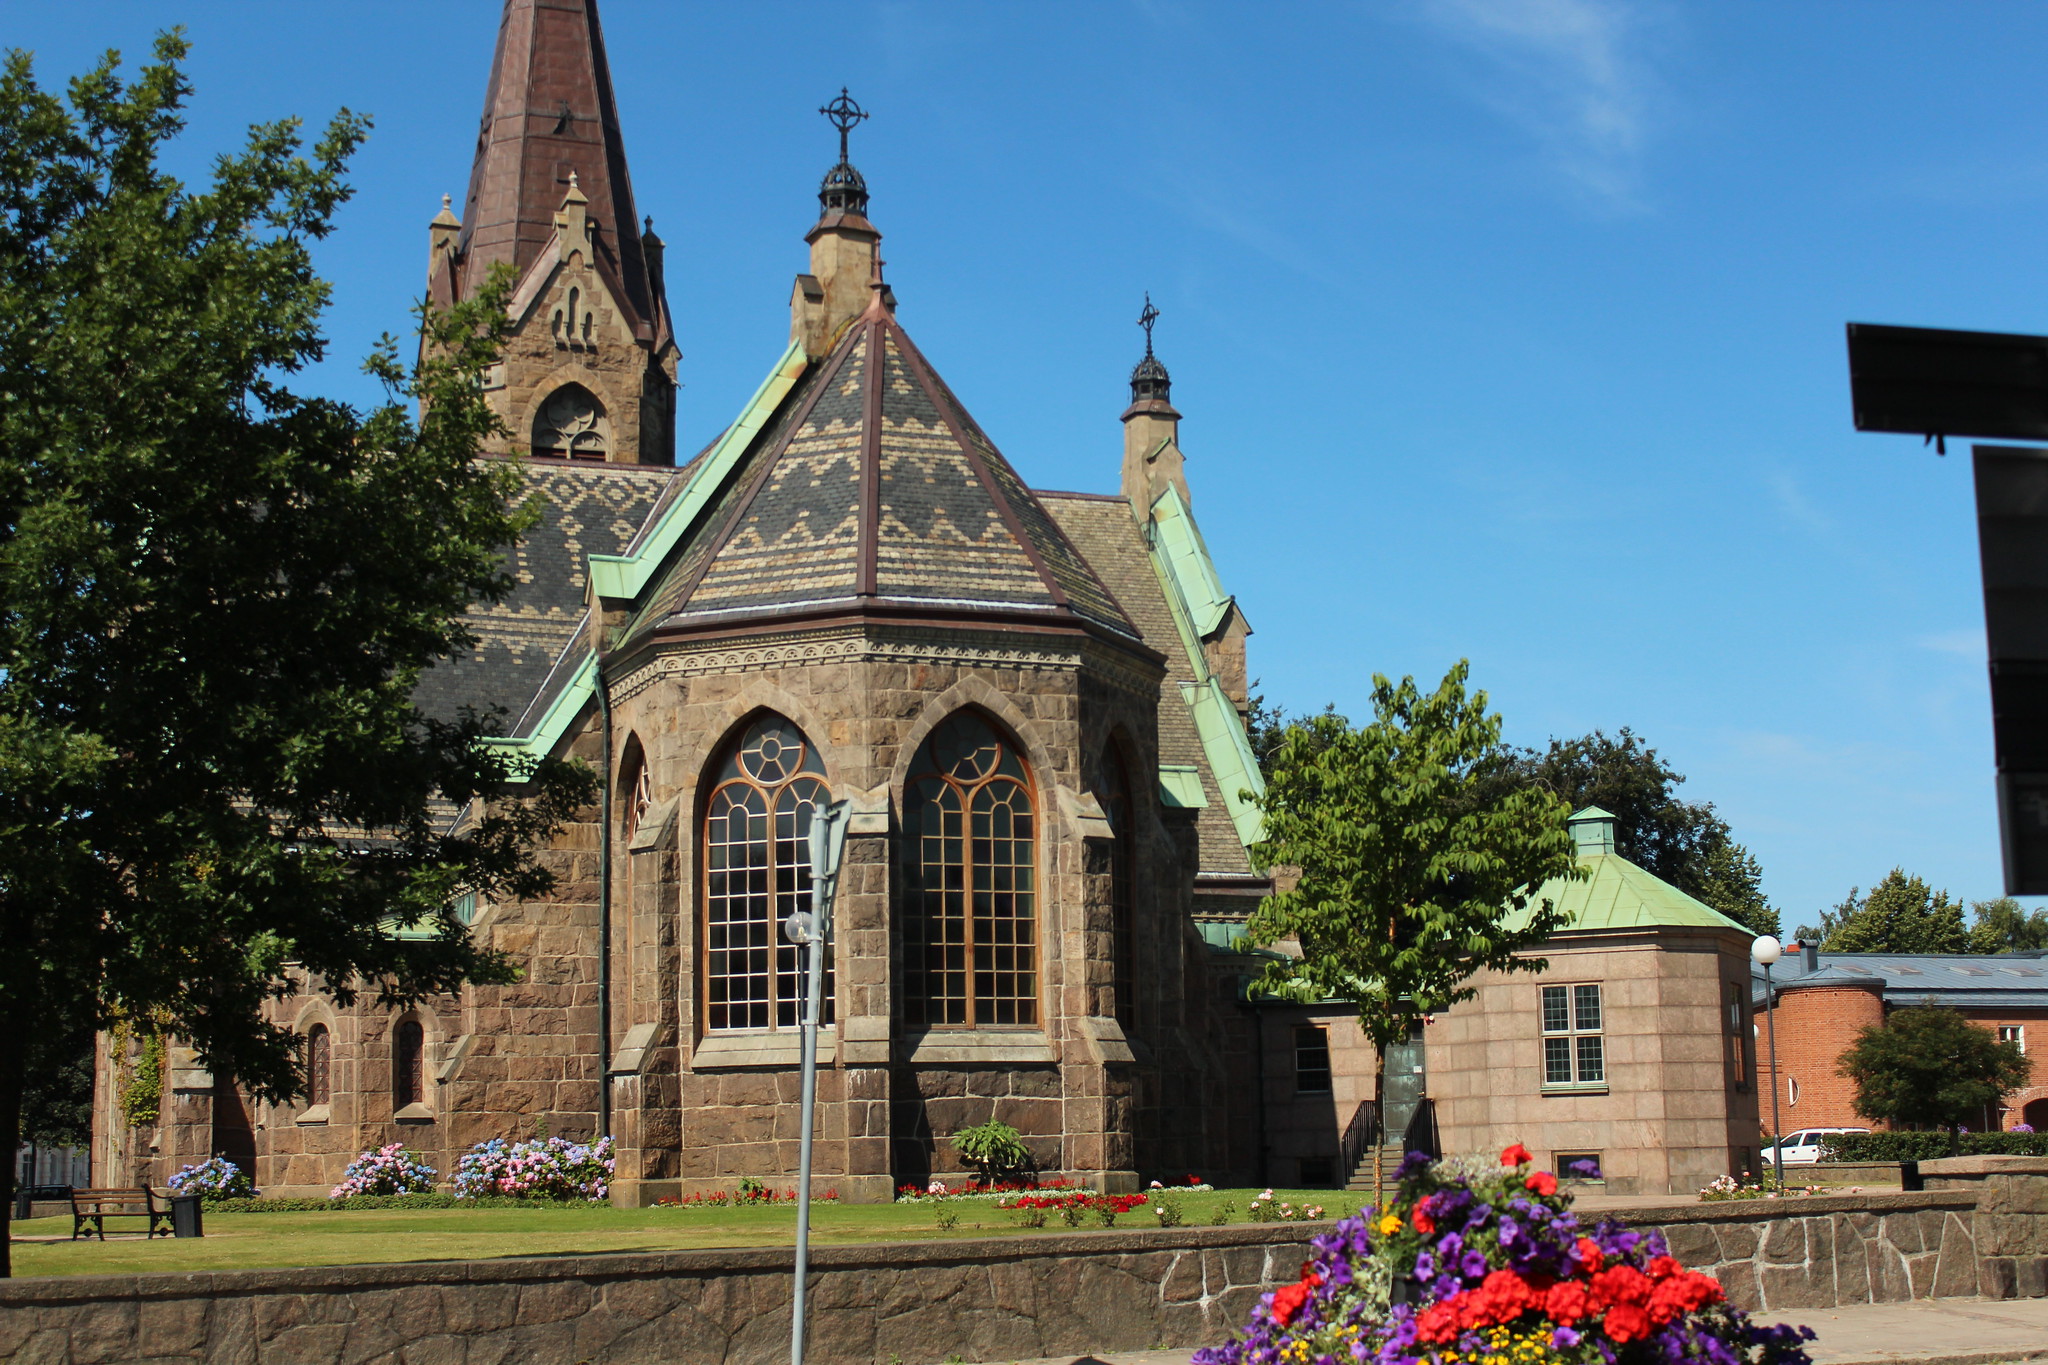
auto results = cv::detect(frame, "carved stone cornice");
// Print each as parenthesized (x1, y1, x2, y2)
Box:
(606, 622, 1161, 705)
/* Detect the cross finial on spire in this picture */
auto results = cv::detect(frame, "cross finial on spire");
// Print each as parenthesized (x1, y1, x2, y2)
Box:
(820, 87, 869, 164)
(1138, 293, 1161, 359)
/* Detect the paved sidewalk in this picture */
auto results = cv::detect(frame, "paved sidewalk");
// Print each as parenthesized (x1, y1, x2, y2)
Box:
(962, 1296, 2048, 1365)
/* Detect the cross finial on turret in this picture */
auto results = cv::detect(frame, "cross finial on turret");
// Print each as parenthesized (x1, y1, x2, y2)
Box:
(820, 88, 869, 164)
(1139, 293, 1160, 358)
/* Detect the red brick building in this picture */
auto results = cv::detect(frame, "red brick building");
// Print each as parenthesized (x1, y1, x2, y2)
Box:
(1754, 944, 2048, 1134)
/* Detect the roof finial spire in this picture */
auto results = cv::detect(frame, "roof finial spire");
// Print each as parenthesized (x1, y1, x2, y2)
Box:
(821, 87, 869, 163)
(815, 88, 873, 220)
(1129, 292, 1172, 405)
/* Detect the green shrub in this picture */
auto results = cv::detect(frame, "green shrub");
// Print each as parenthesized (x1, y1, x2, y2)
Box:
(1820, 1130, 2048, 1162)
(950, 1118, 1032, 1185)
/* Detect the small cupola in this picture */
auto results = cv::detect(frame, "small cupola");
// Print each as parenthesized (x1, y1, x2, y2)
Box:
(1121, 294, 1188, 512)
(793, 89, 883, 360)
(1569, 806, 1619, 856)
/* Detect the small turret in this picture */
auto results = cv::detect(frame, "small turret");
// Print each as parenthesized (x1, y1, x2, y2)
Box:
(793, 89, 882, 360)
(1121, 294, 1188, 511)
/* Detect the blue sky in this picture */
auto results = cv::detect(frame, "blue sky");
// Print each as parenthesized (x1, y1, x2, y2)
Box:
(14, 2, 2047, 926)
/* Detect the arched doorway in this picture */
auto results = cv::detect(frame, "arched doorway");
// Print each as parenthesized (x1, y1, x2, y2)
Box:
(2023, 1096, 2048, 1130)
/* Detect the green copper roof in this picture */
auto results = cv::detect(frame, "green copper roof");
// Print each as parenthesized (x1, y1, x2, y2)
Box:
(1504, 808, 1751, 935)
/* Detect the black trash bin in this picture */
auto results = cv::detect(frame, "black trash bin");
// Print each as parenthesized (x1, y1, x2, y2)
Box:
(170, 1193, 205, 1238)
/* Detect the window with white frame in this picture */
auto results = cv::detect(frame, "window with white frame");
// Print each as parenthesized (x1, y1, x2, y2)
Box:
(1541, 983, 1605, 1091)
(2000, 1025, 2026, 1054)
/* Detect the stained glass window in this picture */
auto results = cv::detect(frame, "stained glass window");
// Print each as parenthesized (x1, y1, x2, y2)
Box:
(703, 715, 831, 1032)
(903, 712, 1037, 1028)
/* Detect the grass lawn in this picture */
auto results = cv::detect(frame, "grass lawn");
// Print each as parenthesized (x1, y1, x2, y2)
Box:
(8, 1187, 1363, 1279)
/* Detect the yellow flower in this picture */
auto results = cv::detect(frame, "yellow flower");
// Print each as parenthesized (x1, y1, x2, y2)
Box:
(1377, 1213, 1402, 1236)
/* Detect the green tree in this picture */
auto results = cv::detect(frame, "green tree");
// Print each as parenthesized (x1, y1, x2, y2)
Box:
(1475, 729, 1779, 938)
(0, 38, 590, 1275)
(20, 1023, 94, 1150)
(1816, 871, 1968, 954)
(1246, 662, 1583, 1202)
(1836, 1004, 2031, 1153)
(1969, 897, 2048, 954)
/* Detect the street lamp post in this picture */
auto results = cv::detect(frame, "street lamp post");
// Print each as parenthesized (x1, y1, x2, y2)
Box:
(787, 799, 850, 1365)
(1751, 935, 1785, 1189)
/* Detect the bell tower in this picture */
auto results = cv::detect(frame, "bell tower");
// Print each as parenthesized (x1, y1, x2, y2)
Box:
(426, 0, 678, 465)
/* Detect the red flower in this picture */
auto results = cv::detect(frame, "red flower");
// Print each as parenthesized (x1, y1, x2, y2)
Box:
(1478, 1269, 1538, 1319)
(1589, 1264, 1652, 1311)
(1648, 1271, 1726, 1324)
(1575, 1237, 1605, 1273)
(1416, 1302, 1459, 1344)
(1412, 1206, 1436, 1234)
(1524, 1171, 1558, 1197)
(1500, 1142, 1533, 1167)
(1545, 1280, 1591, 1323)
(1647, 1255, 1684, 1281)
(1604, 1303, 1652, 1344)
(1270, 1272, 1324, 1327)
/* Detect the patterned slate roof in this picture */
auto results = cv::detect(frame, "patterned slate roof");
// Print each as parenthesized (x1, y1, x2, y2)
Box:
(625, 304, 1135, 639)
(416, 458, 675, 725)
(1041, 491, 1254, 878)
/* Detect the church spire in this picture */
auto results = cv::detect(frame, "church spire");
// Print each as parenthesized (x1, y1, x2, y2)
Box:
(454, 0, 660, 340)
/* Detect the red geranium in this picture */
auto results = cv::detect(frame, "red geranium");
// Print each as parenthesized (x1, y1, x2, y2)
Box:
(1500, 1142, 1532, 1167)
(1589, 1263, 1653, 1311)
(1604, 1303, 1653, 1343)
(1575, 1236, 1606, 1273)
(1270, 1272, 1324, 1327)
(1412, 1206, 1435, 1234)
(1544, 1279, 1591, 1323)
(1525, 1171, 1558, 1196)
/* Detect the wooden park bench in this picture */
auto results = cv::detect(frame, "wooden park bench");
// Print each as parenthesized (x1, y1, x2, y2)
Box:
(69, 1187, 173, 1240)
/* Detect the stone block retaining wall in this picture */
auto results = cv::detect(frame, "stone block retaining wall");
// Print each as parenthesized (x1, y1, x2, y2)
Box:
(6, 1187, 2047, 1364)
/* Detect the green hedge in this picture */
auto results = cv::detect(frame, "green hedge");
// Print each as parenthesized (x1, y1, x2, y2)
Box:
(202, 1193, 613, 1213)
(1819, 1131, 2048, 1162)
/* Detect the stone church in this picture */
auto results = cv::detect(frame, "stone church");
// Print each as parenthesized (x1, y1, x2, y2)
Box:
(95, 0, 1273, 1203)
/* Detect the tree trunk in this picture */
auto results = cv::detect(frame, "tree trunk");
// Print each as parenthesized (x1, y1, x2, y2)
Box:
(1, 1015, 22, 1279)
(1371, 1041, 1387, 1211)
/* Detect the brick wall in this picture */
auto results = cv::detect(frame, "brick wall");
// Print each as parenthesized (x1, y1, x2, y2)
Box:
(1759, 984, 1882, 1134)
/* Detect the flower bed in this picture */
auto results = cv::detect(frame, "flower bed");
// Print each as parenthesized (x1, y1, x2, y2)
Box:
(1196, 1144, 1817, 1365)
(1699, 1174, 1822, 1202)
(331, 1144, 436, 1199)
(653, 1182, 840, 1207)
(895, 1176, 1085, 1203)
(453, 1135, 614, 1201)
(167, 1157, 255, 1202)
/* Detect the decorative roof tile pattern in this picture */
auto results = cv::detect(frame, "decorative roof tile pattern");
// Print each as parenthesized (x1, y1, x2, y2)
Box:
(626, 308, 1134, 639)
(416, 459, 674, 724)
(1042, 492, 1254, 878)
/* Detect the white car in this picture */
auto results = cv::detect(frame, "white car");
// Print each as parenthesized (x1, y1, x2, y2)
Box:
(1766, 1128, 1868, 1166)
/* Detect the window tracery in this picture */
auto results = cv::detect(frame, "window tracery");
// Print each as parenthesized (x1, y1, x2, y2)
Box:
(703, 715, 832, 1031)
(531, 383, 610, 460)
(902, 712, 1038, 1028)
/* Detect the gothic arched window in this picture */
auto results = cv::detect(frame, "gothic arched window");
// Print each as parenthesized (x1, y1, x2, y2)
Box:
(1100, 743, 1137, 1031)
(531, 383, 610, 460)
(306, 1024, 331, 1108)
(903, 712, 1038, 1028)
(392, 1018, 424, 1109)
(703, 715, 832, 1032)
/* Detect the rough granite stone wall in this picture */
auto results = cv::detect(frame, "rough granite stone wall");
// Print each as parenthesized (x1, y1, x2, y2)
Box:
(8, 1191, 2048, 1365)
(0, 1225, 1316, 1365)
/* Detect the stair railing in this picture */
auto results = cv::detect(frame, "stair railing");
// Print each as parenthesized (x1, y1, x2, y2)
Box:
(1400, 1096, 1439, 1162)
(1340, 1099, 1380, 1181)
